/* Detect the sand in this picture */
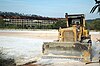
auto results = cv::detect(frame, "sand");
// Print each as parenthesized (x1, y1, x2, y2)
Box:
(0, 30, 58, 40)
(0, 30, 100, 41)
(0, 29, 100, 66)
(0, 30, 99, 41)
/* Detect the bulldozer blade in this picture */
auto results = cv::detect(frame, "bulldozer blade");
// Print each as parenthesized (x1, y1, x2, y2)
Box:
(42, 55, 84, 61)
(42, 42, 92, 62)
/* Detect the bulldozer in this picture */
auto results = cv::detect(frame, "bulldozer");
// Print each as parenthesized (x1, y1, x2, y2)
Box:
(42, 13, 92, 62)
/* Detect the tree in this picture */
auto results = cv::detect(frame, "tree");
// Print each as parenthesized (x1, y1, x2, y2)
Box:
(86, 21, 95, 30)
(0, 19, 5, 28)
(92, 20, 100, 31)
(90, 0, 100, 14)
(86, 19, 100, 31)
(52, 20, 67, 29)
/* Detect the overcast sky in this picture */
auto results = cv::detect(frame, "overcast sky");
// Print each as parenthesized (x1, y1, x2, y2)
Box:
(0, 0, 100, 19)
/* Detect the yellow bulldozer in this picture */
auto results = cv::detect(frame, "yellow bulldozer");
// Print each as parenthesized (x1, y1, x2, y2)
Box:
(42, 13, 92, 62)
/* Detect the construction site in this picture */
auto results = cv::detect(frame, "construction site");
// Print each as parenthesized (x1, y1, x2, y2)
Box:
(0, 13, 100, 66)
(0, 0, 100, 66)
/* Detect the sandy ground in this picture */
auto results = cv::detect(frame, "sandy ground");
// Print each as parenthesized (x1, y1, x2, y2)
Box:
(0, 30, 100, 41)
(0, 30, 100, 66)
(91, 34, 100, 42)
(23, 62, 100, 66)
(0, 30, 58, 40)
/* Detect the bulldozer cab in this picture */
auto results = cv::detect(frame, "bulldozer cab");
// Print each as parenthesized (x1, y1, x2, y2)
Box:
(58, 13, 86, 42)
(65, 13, 85, 27)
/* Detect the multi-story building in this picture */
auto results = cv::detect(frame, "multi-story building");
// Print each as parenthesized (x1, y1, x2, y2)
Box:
(2, 16, 58, 29)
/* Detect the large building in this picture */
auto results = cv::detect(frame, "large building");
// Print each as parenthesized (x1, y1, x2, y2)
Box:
(1, 16, 58, 29)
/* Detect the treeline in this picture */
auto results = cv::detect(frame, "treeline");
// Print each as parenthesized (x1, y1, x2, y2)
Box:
(0, 17, 100, 30)
(52, 19, 100, 31)
(24, 19, 100, 30)
(0, 11, 56, 20)
(86, 19, 100, 31)
(36, 20, 67, 29)
(0, 11, 100, 30)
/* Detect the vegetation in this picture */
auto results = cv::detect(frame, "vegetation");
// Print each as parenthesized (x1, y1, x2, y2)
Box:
(0, 48, 16, 66)
(33, 20, 67, 29)
(90, 0, 100, 14)
(0, 11, 58, 29)
(52, 20, 67, 29)
(0, 19, 5, 28)
(86, 19, 100, 31)
(52, 19, 100, 31)
(87, 0, 100, 30)
(0, 17, 100, 30)
(0, 11, 56, 20)
(0, 11, 100, 30)
(92, 20, 100, 31)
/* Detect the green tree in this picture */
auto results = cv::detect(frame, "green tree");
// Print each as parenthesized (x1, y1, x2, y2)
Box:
(90, 0, 100, 14)
(47, 25, 52, 29)
(86, 20, 100, 31)
(52, 20, 67, 29)
(86, 22, 94, 30)
(92, 20, 100, 31)
(0, 19, 5, 28)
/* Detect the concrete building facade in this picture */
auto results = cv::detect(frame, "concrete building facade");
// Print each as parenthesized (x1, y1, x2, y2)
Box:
(3, 17, 58, 29)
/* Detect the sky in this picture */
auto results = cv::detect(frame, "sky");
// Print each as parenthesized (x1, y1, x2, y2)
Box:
(0, 0, 100, 19)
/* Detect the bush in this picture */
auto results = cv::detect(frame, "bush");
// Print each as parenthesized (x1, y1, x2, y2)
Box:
(0, 48, 16, 66)
(0, 19, 5, 28)
(92, 20, 100, 31)
(52, 20, 67, 29)
(86, 20, 100, 31)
